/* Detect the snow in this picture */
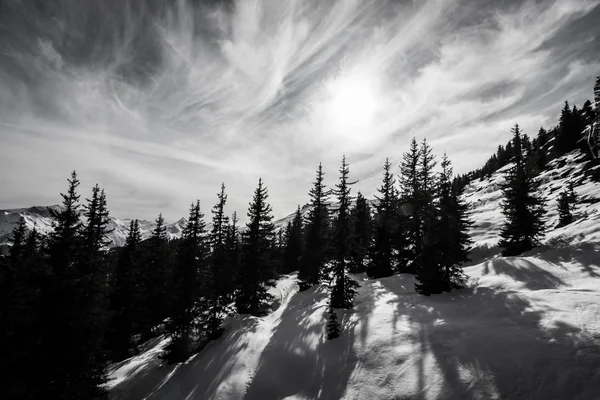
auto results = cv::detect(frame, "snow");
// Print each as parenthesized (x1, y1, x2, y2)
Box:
(110, 246, 600, 399)
(107, 150, 600, 399)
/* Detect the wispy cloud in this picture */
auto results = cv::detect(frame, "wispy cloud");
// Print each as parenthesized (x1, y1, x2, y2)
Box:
(1, 0, 598, 221)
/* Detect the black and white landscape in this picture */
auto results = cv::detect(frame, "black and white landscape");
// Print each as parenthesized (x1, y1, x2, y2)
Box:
(1, 1, 600, 399)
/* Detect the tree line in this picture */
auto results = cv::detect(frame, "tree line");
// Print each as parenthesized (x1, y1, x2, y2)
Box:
(0, 139, 472, 398)
(453, 76, 600, 191)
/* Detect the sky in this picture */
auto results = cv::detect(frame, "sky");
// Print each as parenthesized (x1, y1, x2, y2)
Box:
(1, 0, 599, 223)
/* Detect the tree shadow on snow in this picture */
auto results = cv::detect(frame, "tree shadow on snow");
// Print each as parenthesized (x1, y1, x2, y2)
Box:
(244, 284, 362, 400)
(482, 257, 566, 290)
(111, 317, 260, 400)
(530, 243, 600, 278)
(380, 278, 600, 400)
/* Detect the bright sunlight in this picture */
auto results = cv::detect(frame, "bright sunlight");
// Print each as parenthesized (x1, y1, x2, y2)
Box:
(326, 73, 379, 133)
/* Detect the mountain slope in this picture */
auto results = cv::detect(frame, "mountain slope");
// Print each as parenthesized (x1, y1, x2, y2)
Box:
(106, 150, 600, 400)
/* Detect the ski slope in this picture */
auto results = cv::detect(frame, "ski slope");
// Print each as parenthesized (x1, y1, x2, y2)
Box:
(108, 151, 600, 399)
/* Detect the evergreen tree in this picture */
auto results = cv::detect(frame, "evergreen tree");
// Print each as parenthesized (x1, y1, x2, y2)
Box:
(425, 154, 472, 294)
(557, 181, 578, 226)
(283, 206, 303, 274)
(555, 101, 579, 154)
(206, 183, 231, 339)
(557, 190, 573, 226)
(369, 158, 398, 278)
(1, 220, 46, 400)
(107, 219, 143, 360)
(40, 172, 111, 399)
(299, 163, 330, 290)
(399, 138, 422, 273)
(225, 212, 241, 302)
(164, 201, 208, 363)
(582, 100, 595, 124)
(534, 127, 548, 171)
(141, 213, 172, 335)
(595, 76, 600, 112)
(349, 192, 372, 273)
(330, 156, 359, 310)
(236, 179, 278, 316)
(498, 126, 546, 256)
(325, 304, 340, 340)
(414, 139, 440, 295)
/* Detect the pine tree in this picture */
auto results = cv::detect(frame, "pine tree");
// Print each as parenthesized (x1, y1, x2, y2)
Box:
(236, 179, 278, 316)
(330, 156, 359, 310)
(1, 220, 46, 399)
(206, 183, 231, 339)
(349, 192, 372, 273)
(534, 127, 548, 171)
(498, 126, 546, 256)
(414, 139, 441, 295)
(555, 101, 581, 154)
(326, 304, 340, 340)
(164, 201, 208, 363)
(557, 181, 577, 227)
(283, 206, 303, 274)
(399, 138, 422, 273)
(557, 190, 573, 226)
(40, 172, 111, 399)
(141, 213, 172, 336)
(433, 154, 472, 292)
(107, 219, 143, 360)
(594, 76, 600, 112)
(369, 158, 398, 278)
(299, 163, 330, 290)
(225, 212, 241, 302)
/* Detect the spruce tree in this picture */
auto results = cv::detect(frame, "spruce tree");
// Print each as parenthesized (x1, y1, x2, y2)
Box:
(141, 213, 172, 336)
(107, 219, 143, 360)
(414, 139, 441, 295)
(557, 190, 573, 226)
(1, 220, 46, 400)
(40, 173, 111, 399)
(236, 179, 278, 316)
(206, 183, 231, 339)
(432, 154, 472, 292)
(557, 181, 577, 227)
(225, 212, 241, 302)
(498, 125, 546, 256)
(369, 158, 398, 278)
(330, 156, 359, 309)
(164, 201, 208, 363)
(349, 192, 372, 273)
(299, 163, 330, 290)
(399, 138, 422, 273)
(594, 76, 600, 112)
(326, 303, 340, 340)
(283, 206, 303, 274)
(556, 101, 579, 154)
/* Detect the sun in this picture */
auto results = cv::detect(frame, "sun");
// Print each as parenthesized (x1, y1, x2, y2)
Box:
(327, 74, 378, 132)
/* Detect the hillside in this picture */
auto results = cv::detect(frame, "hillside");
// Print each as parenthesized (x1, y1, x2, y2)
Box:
(105, 150, 600, 400)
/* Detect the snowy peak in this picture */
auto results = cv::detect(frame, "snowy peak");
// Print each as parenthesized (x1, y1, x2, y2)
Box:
(0, 206, 187, 251)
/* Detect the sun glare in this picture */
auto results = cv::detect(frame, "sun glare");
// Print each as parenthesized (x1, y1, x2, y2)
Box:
(326, 74, 379, 139)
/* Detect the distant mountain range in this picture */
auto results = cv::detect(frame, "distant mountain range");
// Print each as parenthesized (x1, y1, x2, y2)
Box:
(0, 203, 312, 254)
(0, 206, 188, 254)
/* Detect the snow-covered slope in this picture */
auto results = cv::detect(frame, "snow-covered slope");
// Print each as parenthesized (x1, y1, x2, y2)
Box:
(106, 150, 600, 400)
(109, 248, 600, 400)
(0, 206, 188, 251)
(463, 150, 600, 263)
